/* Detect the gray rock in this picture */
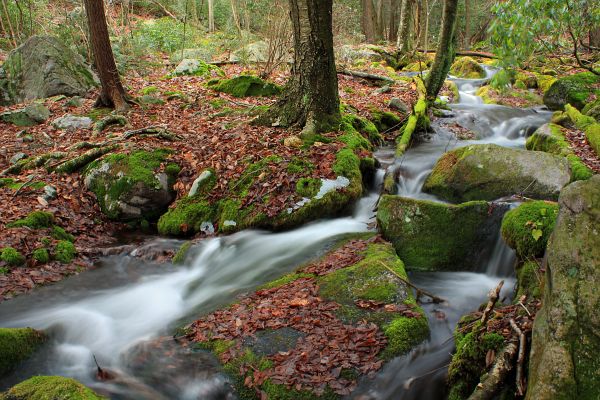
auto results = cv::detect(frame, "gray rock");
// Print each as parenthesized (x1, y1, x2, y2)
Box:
(188, 170, 215, 197)
(374, 85, 391, 94)
(172, 59, 214, 77)
(43, 185, 58, 201)
(170, 48, 213, 63)
(0, 36, 98, 105)
(388, 97, 409, 113)
(0, 103, 50, 126)
(527, 175, 600, 400)
(337, 45, 383, 64)
(423, 144, 572, 202)
(9, 152, 27, 165)
(229, 41, 285, 63)
(52, 114, 93, 130)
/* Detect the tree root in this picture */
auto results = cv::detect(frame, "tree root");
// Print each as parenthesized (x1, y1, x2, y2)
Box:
(0, 152, 67, 176)
(123, 125, 181, 141)
(92, 114, 128, 136)
(49, 145, 121, 174)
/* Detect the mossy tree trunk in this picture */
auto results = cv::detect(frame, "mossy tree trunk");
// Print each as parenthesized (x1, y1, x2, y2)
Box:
(83, 0, 129, 112)
(396, 0, 415, 54)
(267, 0, 340, 134)
(424, 0, 459, 101)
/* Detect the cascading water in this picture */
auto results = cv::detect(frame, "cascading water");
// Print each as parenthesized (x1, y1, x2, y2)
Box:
(0, 66, 551, 399)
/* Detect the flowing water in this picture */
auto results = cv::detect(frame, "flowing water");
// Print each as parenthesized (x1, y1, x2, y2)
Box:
(0, 68, 551, 399)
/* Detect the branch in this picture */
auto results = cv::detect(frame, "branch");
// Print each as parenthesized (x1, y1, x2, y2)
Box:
(337, 69, 395, 84)
(480, 280, 504, 325)
(467, 342, 518, 400)
(510, 319, 527, 396)
(379, 261, 446, 304)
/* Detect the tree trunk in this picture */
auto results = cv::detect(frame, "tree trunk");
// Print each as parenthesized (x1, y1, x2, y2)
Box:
(83, 0, 129, 112)
(397, 0, 415, 54)
(230, 0, 243, 37)
(265, 0, 340, 134)
(425, 0, 458, 101)
(464, 0, 471, 50)
(361, 0, 378, 43)
(208, 0, 215, 32)
(590, 27, 600, 48)
(388, 0, 400, 42)
(423, 0, 429, 52)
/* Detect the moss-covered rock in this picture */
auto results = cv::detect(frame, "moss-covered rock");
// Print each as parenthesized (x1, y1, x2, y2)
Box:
(0, 247, 26, 266)
(54, 240, 77, 264)
(535, 74, 557, 94)
(0, 328, 46, 377)
(526, 123, 593, 181)
(31, 248, 50, 264)
(582, 99, 600, 122)
(0, 103, 50, 126)
(369, 108, 403, 133)
(207, 75, 281, 97)
(423, 144, 571, 202)
(84, 149, 180, 221)
(7, 211, 54, 229)
(171, 58, 223, 77)
(563, 104, 600, 157)
(376, 195, 507, 271)
(172, 241, 192, 264)
(527, 175, 600, 400)
(476, 85, 543, 108)
(501, 201, 558, 259)
(449, 57, 486, 79)
(515, 260, 543, 300)
(543, 72, 600, 111)
(1, 376, 105, 399)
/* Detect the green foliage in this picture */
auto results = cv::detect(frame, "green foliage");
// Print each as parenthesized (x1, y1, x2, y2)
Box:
(207, 75, 282, 97)
(0, 328, 46, 377)
(490, 0, 600, 71)
(132, 17, 197, 54)
(32, 248, 50, 264)
(2, 375, 105, 399)
(501, 201, 559, 259)
(54, 240, 77, 264)
(51, 226, 75, 242)
(0, 247, 25, 266)
(7, 211, 54, 229)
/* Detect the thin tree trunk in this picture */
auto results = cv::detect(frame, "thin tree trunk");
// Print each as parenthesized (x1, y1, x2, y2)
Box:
(375, 0, 384, 41)
(230, 0, 243, 37)
(1, 0, 17, 47)
(397, 0, 415, 53)
(83, 0, 129, 112)
(207, 0, 215, 32)
(361, 0, 378, 43)
(464, 0, 471, 50)
(263, 0, 340, 134)
(388, 0, 400, 42)
(425, 0, 459, 101)
(423, 0, 429, 52)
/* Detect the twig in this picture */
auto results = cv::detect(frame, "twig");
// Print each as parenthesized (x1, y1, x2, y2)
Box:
(509, 319, 527, 396)
(480, 280, 504, 325)
(518, 301, 531, 316)
(378, 261, 446, 304)
(11, 174, 36, 198)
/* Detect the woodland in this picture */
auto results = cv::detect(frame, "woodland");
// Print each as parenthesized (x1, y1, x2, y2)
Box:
(0, 0, 599, 399)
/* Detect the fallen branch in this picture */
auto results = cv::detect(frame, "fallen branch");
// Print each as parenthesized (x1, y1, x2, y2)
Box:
(0, 152, 67, 176)
(379, 261, 446, 304)
(510, 319, 527, 396)
(467, 342, 518, 400)
(396, 77, 428, 156)
(480, 280, 504, 325)
(337, 69, 395, 83)
(49, 145, 121, 174)
(93, 114, 128, 136)
(123, 125, 180, 141)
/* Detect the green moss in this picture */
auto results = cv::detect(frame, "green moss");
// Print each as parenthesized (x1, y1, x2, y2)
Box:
(545, 72, 600, 110)
(0, 267, 8, 275)
(447, 331, 506, 400)
(380, 315, 429, 359)
(172, 241, 192, 264)
(139, 86, 159, 96)
(535, 74, 557, 94)
(0, 247, 25, 266)
(564, 104, 600, 156)
(32, 248, 50, 263)
(0, 328, 46, 377)
(257, 272, 314, 291)
(54, 240, 77, 263)
(396, 98, 429, 156)
(450, 57, 486, 79)
(341, 113, 382, 146)
(1, 376, 105, 399)
(157, 198, 217, 236)
(369, 109, 402, 134)
(207, 75, 282, 98)
(7, 211, 54, 229)
(582, 99, 600, 122)
(296, 177, 322, 198)
(501, 201, 559, 259)
(286, 158, 315, 175)
(516, 260, 542, 299)
(51, 226, 75, 242)
(476, 85, 542, 107)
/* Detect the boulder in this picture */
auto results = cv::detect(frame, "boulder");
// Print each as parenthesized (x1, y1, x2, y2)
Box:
(337, 44, 384, 64)
(206, 75, 281, 98)
(527, 175, 600, 400)
(423, 144, 571, 202)
(2, 376, 105, 399)
(0, 327, 46, 377)
(230, 40, 270, 63)
(172, 58, 221, 77)
(0, 36, 98, 105)
(582, 99, 600, 122)
(84, 149, 180, 221)
(376, 195, 508, 271)
(449, 56, 486, 79)
(543, 72, 600, 111)
(52, 114, 93, 130)
(0, 103, 50, 126)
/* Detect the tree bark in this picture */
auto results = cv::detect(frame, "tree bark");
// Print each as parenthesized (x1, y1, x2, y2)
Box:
(207, 0, 215, 32)
(265, 0, 340, 134)
(397, 0, 415, 54)
(83, 0, 129, 112)
(464, 0, 471, 50)
(425, 0, 459, 101)
(388, 0, 400, 42)
(361, 0, 378, 43)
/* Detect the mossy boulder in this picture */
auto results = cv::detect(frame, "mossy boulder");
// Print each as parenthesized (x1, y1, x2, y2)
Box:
(0, 103, 50, 126)
(582, 99, 600, 122)
(449, 57, 486, 79)
(476, 85, 543, 108)
(207, 75, 281, 98)
(0, 327, 46, 377)
(0, 36, 98, 105)
(526, 123, 593, 181)
(527, 175, 600, 400)
(171, 58, 223, 77)
(501, 201, 559, 259)
(192, 236, 429, 399)
(376, 195, 508, 271)
(84, 149, 180, 221)
(423, 144, 571, 202)
(1, 376, 105, 399)
(543, 72, 600, 111)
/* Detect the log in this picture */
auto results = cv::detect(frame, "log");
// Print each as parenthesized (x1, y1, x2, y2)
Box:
(337, 69, 395, 83)
(93, 114, 128, 136)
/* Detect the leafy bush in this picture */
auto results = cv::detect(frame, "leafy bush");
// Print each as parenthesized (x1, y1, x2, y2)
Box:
(132, 17, 198, 54)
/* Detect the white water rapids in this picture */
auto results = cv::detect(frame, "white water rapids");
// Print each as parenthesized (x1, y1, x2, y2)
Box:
(0, 66, 551, 399)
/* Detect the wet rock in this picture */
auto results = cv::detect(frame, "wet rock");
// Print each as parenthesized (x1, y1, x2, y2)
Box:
(527, 175, 600, 400)
(52, 114, 93, 130)
(188, 169, 216, 197)
(377, 195, 508, 271)
(423, 144, 571, 202)
(449, 56, 486, 79)
(543, 72, 600, 111)
(0, 327, 46, 377)
(243, 327, 306, 356)
(84, 149, 180, 221)
(1, 376, 104, 399)
(0, 103, 50, 126)
(0, 36, 98, 105)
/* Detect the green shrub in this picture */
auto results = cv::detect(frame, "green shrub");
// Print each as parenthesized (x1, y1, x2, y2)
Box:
(132, 17, 198, 54)
(1, 247, 25, 266)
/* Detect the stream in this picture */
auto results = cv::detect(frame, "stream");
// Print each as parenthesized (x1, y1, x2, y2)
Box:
(0, 68, 552, 399)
